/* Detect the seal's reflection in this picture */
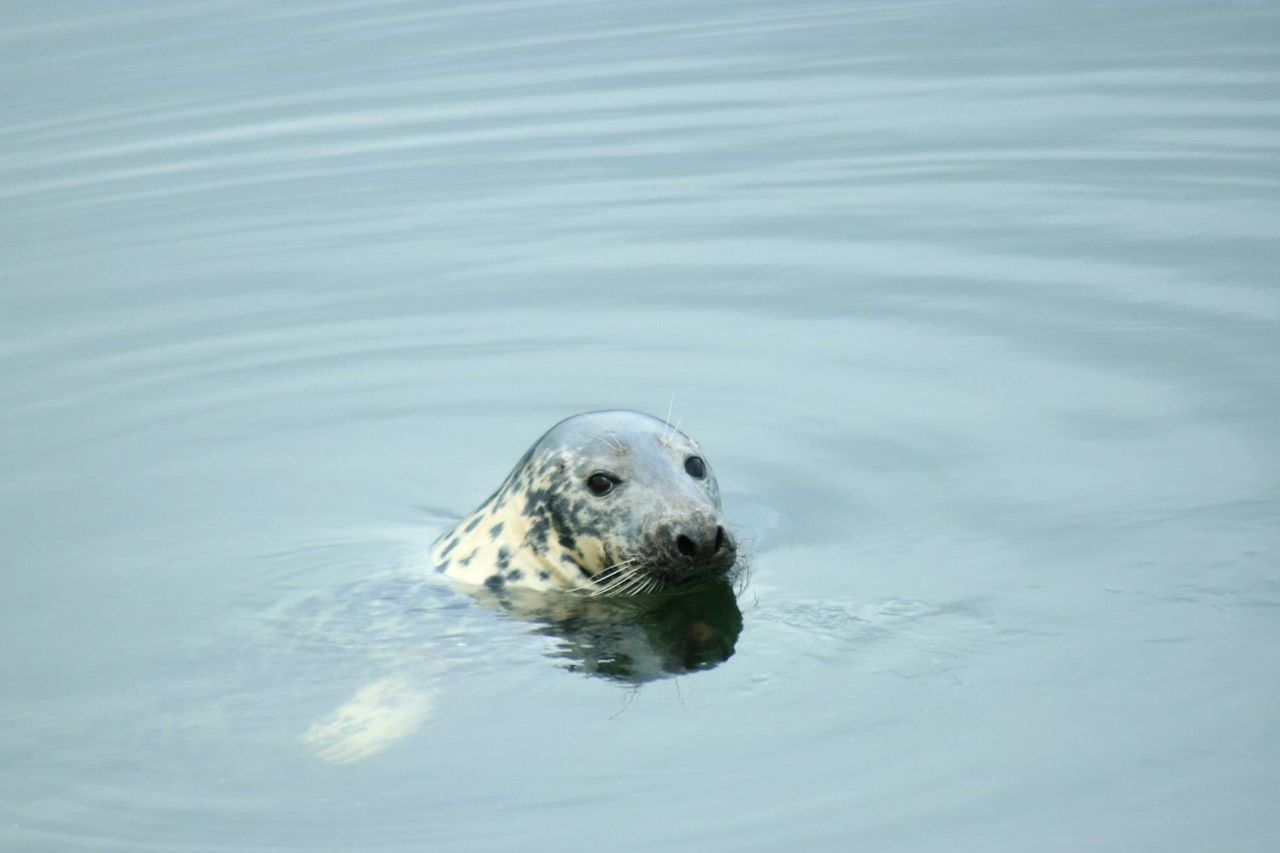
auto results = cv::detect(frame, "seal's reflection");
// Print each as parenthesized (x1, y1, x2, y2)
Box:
(478, 579, 744, 683)
(301, 578, 744, 764)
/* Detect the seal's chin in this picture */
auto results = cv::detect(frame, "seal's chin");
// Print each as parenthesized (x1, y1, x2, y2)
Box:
(661, 550, 739, 586)
(583, 557, 728, 597)
(615, 548, 739, 596)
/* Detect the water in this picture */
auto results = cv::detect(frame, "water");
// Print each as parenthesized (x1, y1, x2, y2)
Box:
(3, 1, 1278, 850)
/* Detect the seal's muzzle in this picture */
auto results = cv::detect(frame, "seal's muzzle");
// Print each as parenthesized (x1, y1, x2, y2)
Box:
(649, 511, 737, 580)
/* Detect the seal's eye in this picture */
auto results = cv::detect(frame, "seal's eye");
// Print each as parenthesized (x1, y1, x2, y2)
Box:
(586, 472, 617, 496)
(685, 456, 706, 479)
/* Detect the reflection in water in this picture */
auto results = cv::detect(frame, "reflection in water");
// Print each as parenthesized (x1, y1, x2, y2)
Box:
(513, 580, 744, 683)
(301, 571, 744, 763)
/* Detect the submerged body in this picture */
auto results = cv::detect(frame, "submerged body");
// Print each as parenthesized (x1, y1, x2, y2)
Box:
(431, 410, 737, 594)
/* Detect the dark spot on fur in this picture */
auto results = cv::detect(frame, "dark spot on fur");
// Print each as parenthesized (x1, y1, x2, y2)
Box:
(463, 515, 482, 533)
(489, 522, 504, 540)
(560, 553, 591, 578)
(526, 516, 550, 554)
(459, 548, 478, 567)
(521, 487, 544, 517)
(506, 569, 523, 581)
(538, 571, 550, 581)
(439, 537, 459, 558)
(497, 547, 512, 571)
(546, 496, 577, 550)
(434, 562, 450, 574)
(484, 574, 504, 591)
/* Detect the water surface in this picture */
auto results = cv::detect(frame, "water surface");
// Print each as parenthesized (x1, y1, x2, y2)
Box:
(2, 1, 1278, 851)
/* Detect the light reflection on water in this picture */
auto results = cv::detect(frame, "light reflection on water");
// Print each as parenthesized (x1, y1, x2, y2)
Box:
(2, 1, 1278, 850)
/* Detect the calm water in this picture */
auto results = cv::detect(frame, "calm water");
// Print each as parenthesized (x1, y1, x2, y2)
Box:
(3, 1, 1278, 850)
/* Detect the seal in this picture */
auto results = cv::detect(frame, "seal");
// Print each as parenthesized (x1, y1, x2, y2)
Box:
(430, 410, 737, 595)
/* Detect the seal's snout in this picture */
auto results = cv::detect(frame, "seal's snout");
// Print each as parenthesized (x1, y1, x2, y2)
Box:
(663, 517, 736, 575)
(675, 525, 729, 561)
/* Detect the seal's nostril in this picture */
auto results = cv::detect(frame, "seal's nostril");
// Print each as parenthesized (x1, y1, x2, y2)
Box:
(714, 526, 726, 553)
(676, 534, 697, 557)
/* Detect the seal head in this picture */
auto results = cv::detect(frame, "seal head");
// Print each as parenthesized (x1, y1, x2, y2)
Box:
(431, 410, 737, 595)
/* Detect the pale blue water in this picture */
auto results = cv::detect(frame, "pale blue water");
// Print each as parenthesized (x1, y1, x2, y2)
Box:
(2, 1, 1278, 850)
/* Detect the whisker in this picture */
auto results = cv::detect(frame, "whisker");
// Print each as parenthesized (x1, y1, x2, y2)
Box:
(603, 561, 654, 597)
(620, 572, 648, 596)
(593, 571, 631, 597)
(571, 557, 636, 595)
(597, 566, 635, 592)
(596, 557, 635, 581)
(584, 557, 639, 596)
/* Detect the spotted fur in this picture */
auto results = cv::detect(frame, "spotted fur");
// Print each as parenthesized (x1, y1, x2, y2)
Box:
(431, 410, 736, 595)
